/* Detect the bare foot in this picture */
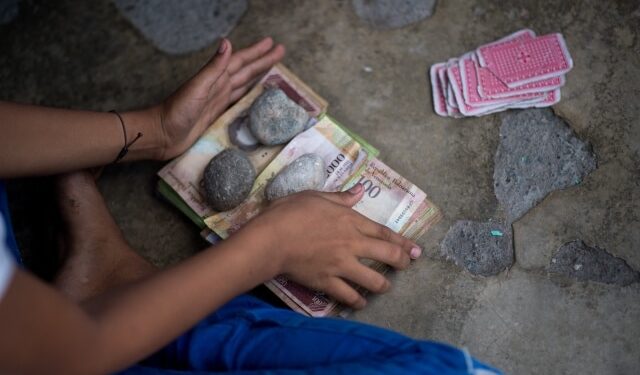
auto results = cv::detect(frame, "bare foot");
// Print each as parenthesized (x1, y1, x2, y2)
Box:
(54, 171, 156, 302)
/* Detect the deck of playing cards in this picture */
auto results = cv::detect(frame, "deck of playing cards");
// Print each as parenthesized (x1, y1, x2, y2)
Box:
(430, 29, 573, 117)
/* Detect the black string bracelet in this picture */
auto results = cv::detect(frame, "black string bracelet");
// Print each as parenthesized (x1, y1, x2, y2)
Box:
(110, 110, 143, 163)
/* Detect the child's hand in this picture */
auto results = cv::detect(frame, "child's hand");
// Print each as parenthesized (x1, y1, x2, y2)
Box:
(241, 185, 422, 310)
(153, 37, 285, 160)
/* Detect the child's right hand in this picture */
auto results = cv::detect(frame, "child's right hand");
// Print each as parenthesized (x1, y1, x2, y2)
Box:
(237, 184, 422, 310)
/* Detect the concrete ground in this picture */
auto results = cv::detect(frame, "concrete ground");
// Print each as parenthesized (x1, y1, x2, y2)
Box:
(2, 0, 639, 373)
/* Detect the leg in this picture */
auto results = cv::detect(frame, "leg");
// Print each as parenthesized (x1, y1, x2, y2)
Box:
(54, 171, 156, 302)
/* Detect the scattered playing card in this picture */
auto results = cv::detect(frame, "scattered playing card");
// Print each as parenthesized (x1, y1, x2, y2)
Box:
(477, 33, 573, 87)
(429, 29, 573, 118)
(460, 55, 544, 107)
(429, 63, 448, 117)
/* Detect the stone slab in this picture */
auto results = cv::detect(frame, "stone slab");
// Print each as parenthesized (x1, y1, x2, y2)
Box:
(549, 240, 639, 286)
(113, 0, 247, 54)
(494, 109, 597, 223)
(351, 0, 436, 29)
(440, 220, 513, 276)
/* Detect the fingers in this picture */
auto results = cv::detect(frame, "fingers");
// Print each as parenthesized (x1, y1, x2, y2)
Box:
(197, 39, 233, 86)
(358, 219, 421, 260)
(202, 72, 232, 119)
(340, 261, 390, 294)
(317, 184, 365, 207)
(323, 278, 367, 310)
(229, 44, 285, 91)
(316, 186, 420, 260)
(229, 76, 260, 102)
(357, 238, 411, 270)
(227, 37, 275, 74)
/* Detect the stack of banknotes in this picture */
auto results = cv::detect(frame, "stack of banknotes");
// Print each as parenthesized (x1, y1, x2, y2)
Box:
(158, 63, 442, 317)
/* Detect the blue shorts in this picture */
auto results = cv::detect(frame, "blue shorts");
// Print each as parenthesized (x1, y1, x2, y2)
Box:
(0, 182, 499, 375)
(120, 295, 500, 375)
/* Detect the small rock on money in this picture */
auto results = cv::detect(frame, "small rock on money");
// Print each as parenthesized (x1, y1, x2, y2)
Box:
(265, 153, 326, 201)
(203, 149, 256, 211)
(249, 88, 310, 146)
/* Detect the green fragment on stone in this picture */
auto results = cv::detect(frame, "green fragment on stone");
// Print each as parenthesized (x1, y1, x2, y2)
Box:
(490, 230, 504, 237)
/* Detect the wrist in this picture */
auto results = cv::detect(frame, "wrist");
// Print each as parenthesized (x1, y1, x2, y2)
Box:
(231, 218, 284, 281)
(118, 106, 166, 161)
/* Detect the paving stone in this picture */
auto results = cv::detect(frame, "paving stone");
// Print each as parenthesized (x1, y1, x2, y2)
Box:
(494, 109, 597, 223)
(549, 240, 639, 286)
(441, 220, 513, 276)
(113, 0, 247, 54)
(351, 0, 436, 29)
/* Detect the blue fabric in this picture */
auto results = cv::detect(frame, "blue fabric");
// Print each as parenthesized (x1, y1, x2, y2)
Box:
(0, 181, 22, 265)
(120, 295, 500, 375)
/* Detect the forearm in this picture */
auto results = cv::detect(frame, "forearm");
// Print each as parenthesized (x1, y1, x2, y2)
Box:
(0, 101, 164, 177)
(87, 232, 279, 372)
(0, 225, 279, 375)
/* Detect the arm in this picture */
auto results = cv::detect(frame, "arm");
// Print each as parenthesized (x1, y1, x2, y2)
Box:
(0, 103, 163, 176)
(0, 188, 420, 375)
(0, 224, 276, 375)
(0, 37, 286, 178)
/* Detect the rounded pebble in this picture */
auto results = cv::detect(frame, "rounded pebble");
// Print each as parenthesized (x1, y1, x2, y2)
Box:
(203, 148, 256, 211)
(249, 88, 310, 146)
(265, 153, 326, 201)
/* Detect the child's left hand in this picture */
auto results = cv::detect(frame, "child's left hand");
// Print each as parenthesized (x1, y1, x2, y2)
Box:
(152, 37, 285, 160)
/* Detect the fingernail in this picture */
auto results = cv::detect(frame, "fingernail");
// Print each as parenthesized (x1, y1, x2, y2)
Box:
(357, 298, 367, 309)
(218, 39, 227, 54)
(410, 246, 422, 259)
(348, 184, 363, 194)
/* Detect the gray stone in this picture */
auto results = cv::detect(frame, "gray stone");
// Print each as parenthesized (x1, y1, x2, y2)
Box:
(202, 148, 255, 212)
(249, 88, 310, 146)
(494, 109, 597, 223)
(113, 0, 247, 54)
(351, 0, 436, 29)
(265, 153, 326, 201)
(549, 240, 639, 286)
(441, 220, 513, 276)
(0, 0, 19, 25)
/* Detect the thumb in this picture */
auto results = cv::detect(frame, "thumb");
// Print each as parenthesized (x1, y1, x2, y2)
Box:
(197, 38, 232, 85)
(320, 184, 364, 207)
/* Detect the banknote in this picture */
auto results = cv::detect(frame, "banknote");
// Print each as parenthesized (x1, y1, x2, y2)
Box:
(158, 63, 329, 219)
(204, 117, 441, 317)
